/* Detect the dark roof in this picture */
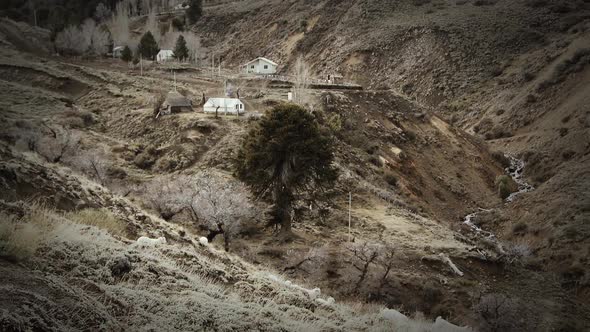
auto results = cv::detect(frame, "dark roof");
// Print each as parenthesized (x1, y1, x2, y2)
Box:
(163, 91, 192, 108)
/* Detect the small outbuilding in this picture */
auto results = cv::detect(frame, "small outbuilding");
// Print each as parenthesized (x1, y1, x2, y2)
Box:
(327, 74, 344, 84)
(157, 50, 174, 63)
(161, 91, 193, 115)
(204, 98, 245, 115)
(113, 46, 125, 58)
(242, 57, 278, 75)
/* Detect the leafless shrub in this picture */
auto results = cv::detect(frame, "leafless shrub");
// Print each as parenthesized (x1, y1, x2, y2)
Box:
(376, 245, 395, 288)
(70, 148, 112, 186)
(502, 242, 532, 265)
(345, 242, 380, 290)
(474, 293, 536, 332)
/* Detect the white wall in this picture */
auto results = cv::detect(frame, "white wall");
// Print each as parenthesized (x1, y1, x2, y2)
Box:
(244, 59, 277, 74)
(204, 103, 245, 114)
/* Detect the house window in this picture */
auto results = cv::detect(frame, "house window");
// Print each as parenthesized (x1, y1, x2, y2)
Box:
(251, 65, 254, 69)
(264, 65, 268, 69)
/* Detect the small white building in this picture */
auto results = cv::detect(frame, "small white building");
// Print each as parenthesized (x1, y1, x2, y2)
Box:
(157, 50, 174, 63)
(113, 46, 125, 58)
(242, 57, 278, 75)
(204, 98, 245, 115)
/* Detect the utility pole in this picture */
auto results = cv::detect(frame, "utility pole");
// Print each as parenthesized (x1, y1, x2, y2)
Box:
(348, 192, 352, 242)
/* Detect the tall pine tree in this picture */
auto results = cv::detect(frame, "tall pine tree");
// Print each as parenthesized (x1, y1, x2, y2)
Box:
(138, 31, 159, 61)
(121, 45, 132, 63)
(173, 35, 189, 61)
(235, 104, 337, 236)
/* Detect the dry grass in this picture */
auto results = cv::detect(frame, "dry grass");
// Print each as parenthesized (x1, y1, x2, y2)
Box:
(0, 203, 54, 262)
(0, 214, 41, 262)
(64, 208, 127, 237)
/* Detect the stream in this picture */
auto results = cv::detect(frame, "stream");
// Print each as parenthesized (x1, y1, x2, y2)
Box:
(462, 155, 534, 239)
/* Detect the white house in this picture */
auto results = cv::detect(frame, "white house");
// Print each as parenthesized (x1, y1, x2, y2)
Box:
(204, 98, 245, 115)
(157, 50, 174, 62)
(242, 57, 278, 75)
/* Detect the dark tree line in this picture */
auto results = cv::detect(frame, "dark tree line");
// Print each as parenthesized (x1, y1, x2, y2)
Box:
(1, 0, 120, 34)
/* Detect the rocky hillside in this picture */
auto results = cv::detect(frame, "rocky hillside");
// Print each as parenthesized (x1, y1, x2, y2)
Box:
(192, 0, 590, 323)
(0, 0, 589, 328)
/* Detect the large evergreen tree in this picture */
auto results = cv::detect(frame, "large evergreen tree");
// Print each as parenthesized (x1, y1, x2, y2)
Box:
(235, 104, 337, 235)
(137, 31, 159, 60)
(173, 35, 189, 61)
(186, 0, 202, 24)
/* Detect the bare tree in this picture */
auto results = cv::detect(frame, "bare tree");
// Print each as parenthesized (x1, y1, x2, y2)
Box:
(55, 25, 86, 55)
(109, 2, 131, 48)
(145, 9, 161, 44)
(143, 172, 256, 251)
(293, 56, 311, 105)
(185, 34, 201, 65)
(473, 293, 535, 332)
(56, 19, 110, 56)
(143, 177, 185, 219)
(73, 148, 111, 186)
(189, 172, 255, 251)
(345, 242, 380, 290)
(376, 245, 395, 289)
(81, 19, 110, 55)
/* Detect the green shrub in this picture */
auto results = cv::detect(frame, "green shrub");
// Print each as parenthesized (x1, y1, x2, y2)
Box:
(495, 175, 513, 199)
